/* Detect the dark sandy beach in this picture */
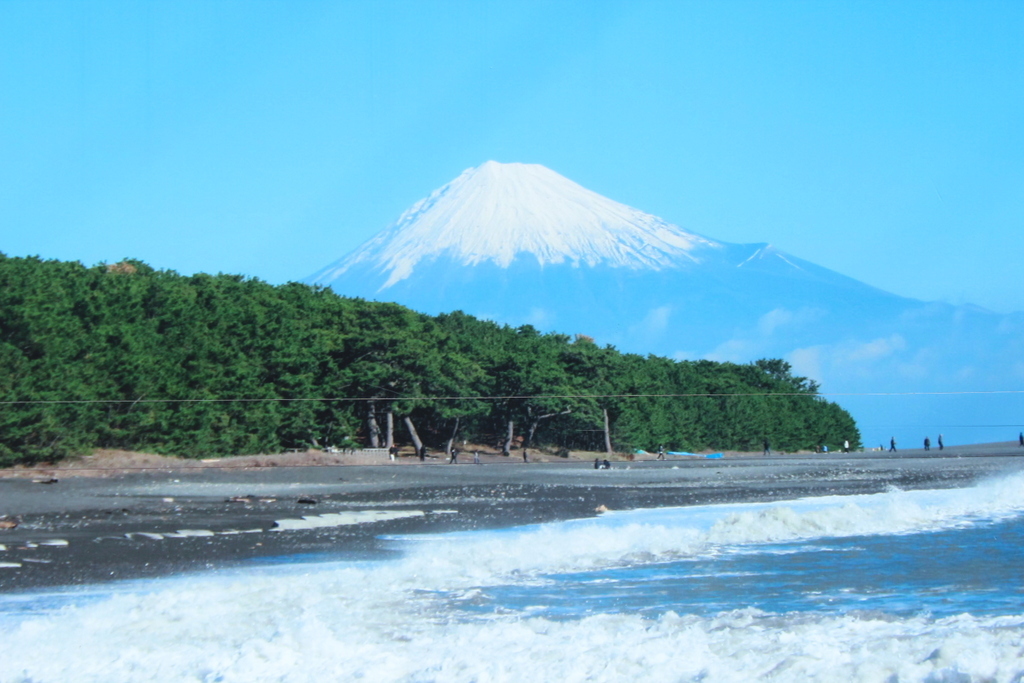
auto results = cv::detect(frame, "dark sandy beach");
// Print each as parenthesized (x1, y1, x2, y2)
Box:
(2, 442, 1023, 592)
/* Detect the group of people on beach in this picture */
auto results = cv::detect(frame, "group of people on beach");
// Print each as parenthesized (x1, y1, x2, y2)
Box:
(892, 433, 1024, 451)
(889, 435, 944, 452)
(446, 447, 483, 464)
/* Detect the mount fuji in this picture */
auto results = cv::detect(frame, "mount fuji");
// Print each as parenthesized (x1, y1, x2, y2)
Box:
(307, 161, 1024, 446)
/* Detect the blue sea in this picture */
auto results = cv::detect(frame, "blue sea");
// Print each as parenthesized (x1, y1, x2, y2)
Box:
(3, 473, 1024, 682)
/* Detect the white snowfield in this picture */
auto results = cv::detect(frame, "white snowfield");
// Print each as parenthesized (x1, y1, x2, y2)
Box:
(316, 161, 723, 289)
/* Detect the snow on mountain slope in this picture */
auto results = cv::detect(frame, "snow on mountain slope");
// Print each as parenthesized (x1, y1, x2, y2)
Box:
(305, 161, 1024, 447)
(309, 161, 722, 289)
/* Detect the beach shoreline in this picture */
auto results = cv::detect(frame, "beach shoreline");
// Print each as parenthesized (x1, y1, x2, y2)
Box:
(2, 442, 1023, 593)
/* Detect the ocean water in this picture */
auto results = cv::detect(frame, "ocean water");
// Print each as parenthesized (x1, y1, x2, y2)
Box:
(3, 474, 1024, 682)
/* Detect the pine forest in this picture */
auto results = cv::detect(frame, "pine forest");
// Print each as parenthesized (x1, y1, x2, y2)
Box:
(0, 254, 861, 465)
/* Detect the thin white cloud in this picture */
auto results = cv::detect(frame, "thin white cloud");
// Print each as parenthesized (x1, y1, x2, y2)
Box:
(845, 334, 906, 362)
(525, 307, 555, 328)
(644, 305, 673, 333)
(756, 307, 825, 336)
(788, 346, 825, 385)
(706, 338, 759, 363)
(757, 308, 794, 336)
(628, 305, 673, 338)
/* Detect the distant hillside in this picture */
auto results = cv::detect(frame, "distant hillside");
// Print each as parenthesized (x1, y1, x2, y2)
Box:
(0, 253, 858, 465)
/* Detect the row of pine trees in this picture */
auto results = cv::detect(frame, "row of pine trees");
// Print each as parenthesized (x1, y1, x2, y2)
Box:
(0, 254, 860, 465)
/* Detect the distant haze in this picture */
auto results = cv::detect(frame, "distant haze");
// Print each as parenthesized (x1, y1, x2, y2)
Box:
(310, 162, 1024, 448)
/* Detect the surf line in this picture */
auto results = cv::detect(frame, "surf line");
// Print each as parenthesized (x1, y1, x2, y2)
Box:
(113, 509, 458, 540)
(0, 539, 69, 549)
(0, 539, 69, 569)
(0, 543, 68, 570)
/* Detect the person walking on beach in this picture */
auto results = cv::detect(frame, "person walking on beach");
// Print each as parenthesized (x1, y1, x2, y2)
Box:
(924, 437, 930, 451)
(473, 451, 481, 465)
(419, 445, 427, 462)
(1019, 432, 1024, 448)
(657, 446, 665, 461)
(522, 448, 528, 463)
(889, 437, 897, 452)
(843, 440, 850, 453)
(763, 439, 771, 456)
(449, 447, 458, 464)
(938, 434, 944, 450)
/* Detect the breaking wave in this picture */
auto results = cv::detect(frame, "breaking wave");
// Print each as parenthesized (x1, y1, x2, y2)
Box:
(3, 473, 1024, 682)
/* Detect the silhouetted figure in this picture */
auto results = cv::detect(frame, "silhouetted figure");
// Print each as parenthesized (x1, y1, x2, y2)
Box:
(763, 439, 771, 456)
(938, 434, 944, 450)
(594, 458, 600, 470)
(419, 445, 427, 462)
(602, 459, 611, 470)
(449, 447, 458, 464)
(924, 437, 930, 451)
(388, 445, 398, 461)
(522, 448, 528, 463)
(657, 446, 665, 461)
(889, 437, 897, 452)
(1019, 432, 1023, 448)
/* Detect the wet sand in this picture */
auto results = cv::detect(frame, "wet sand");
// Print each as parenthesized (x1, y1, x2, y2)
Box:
(2, 442, 1023, 592)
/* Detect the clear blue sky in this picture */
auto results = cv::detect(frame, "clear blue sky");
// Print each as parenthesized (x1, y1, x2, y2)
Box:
(2, 1, 1022, 312)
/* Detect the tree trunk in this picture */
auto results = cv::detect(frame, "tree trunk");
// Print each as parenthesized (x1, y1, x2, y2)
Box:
(366, 401, 381, 448)
(602, 407, 613, 455)
(445, 416, 461, 456)
(502, 420, 514, 456)
(385, 409, 394, 450)
(526, 421, 539, 450)
(524, 409, 572, 448)
(403, 416, 424, 453)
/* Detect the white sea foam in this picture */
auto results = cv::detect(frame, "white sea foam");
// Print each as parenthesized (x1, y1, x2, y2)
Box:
(2, 577, 1022, 682)
(163, 529, 216, 538)
(388, 471, 1024, 585)
(271, 510, 429, 531)
(2, 474, 1024, 682)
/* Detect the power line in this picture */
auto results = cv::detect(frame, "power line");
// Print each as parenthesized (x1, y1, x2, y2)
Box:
(2, 389, 1023, 406)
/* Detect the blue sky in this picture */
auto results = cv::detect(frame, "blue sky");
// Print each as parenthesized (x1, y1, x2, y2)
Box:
(2, 0, 1022, 312)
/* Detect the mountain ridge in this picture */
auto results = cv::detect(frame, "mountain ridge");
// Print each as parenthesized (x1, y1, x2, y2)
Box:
(310, 161, 733, 289)
(306, 162, 1024, 447)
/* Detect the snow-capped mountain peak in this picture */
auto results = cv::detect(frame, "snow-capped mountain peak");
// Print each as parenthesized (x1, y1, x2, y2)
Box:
(311, 161, 721, 289)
